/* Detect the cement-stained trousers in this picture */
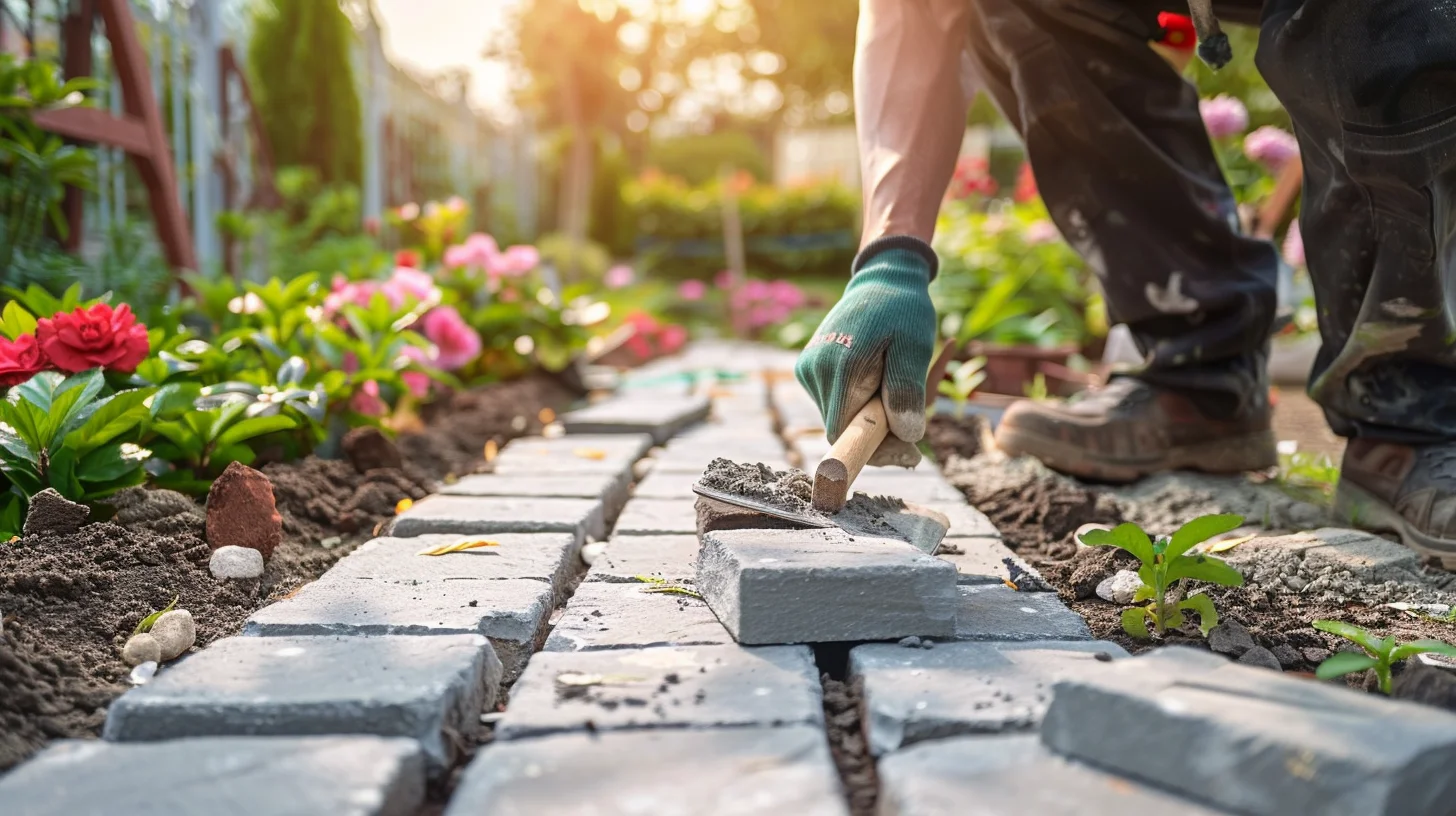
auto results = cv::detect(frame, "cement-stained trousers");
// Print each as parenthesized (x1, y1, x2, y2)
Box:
(967, 0, 1456, 441)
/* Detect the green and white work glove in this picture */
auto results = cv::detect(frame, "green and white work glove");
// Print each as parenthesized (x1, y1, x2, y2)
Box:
(795, 237, 938, 468)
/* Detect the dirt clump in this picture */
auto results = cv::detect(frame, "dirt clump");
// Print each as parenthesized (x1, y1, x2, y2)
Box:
(698, 458, 815, 516)
(342, 426, 403, 472)
(925, 413, 992, 461)
(22, 490, 89, 537)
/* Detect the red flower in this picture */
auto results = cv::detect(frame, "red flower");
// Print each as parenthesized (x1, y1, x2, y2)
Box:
(0, 334, 50, 387)
(1157, 12, 1197, 51)
(1014, 162, 1039, 203)
(395, 249, 422, 269)
(36, 303, 150, 374)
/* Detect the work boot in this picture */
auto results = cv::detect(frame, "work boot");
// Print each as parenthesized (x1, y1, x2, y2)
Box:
(1336, 440, 1456, 570)
(993, 377, 1277, 482)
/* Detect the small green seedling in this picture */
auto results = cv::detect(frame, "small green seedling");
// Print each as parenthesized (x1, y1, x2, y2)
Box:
(937, 357, 987, 418)
(1078, 514, 1246, 639)
(132, 595, 178, 636)
(1276, 450, 1341, 505)
(1312, 620, 1456, 694)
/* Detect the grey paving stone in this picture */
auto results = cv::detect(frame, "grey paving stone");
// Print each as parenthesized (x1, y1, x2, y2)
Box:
(323, 532, 579, 594)
(242, 577, 552, 682)
(632, 468, 702, 500)
(585, 535, 700, 584)
(440, 470, 631, 523)
(952, 584, 1092, 642)
(495, 433, 655, 466)
(921, 501, 1000, 539)
(103, 634, 500, 774)
(387, 494, 604, 542)
(496, 645, 822, 740)
(1042, 647, 1456, 816)
(697, 528, 958, 644)
(562, 395, 711, 444)
(0, 736, 425, 816)
(850, 640, 1129, 755)
(613, 498, 700, 535)
(543, 581, 734, 652)
(651, 448, 792, 474)
(878, 735, 1230, 816)
(444, 726, 848, 816)
(937, 536, 1044, 586)
(847, 469, 971, 504)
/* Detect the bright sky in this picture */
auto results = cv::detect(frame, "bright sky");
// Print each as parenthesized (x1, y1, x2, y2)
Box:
(373, 0, 520, 121)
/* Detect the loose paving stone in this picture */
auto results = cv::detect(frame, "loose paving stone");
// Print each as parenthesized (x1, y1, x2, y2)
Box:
(584, 535, 699, 584)
(495, 432, 655, 466)
(632, 468, 702, 499)
(561, 395, 711, 444)
(444, 726, 849, 816)
(937, 536, 1045, 586)
(1041, 646, 1456, 816)
(496, 645, 821, 740)
(613, 497, 700, 535)
(104, 634, 501, 774)
(323, 532, 579, 594)
(850, 639, 1129, 755)
(543, 581, 734, 652)
(0, 736, 426, 816)
(242, 577, 552, 682)
(878, 734, 1230, 816)
(697, 528, 958, 644)
(952, 585, 1093, 642)
(440, 470, 631, 523)
(387, 494, 604, 542)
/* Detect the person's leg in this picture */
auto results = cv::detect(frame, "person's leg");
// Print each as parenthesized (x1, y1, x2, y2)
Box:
(970, 0, 1281, 480)
(1255, 0, 1456, 565)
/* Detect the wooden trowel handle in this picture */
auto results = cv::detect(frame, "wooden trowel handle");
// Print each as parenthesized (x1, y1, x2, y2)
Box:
(813, 394, 890, 513)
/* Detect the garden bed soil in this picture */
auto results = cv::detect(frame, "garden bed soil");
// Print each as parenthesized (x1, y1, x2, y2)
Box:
(0, 374, 578, 772)
(926, 415, 1456, 711)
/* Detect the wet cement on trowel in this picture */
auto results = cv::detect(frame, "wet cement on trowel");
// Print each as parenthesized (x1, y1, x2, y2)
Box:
(698, 458, 916, 540)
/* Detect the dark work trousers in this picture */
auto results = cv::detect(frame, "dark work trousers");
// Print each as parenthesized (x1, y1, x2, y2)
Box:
(966, 0, 1456, 441)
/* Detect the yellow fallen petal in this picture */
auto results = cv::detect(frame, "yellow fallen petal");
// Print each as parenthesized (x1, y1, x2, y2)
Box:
(484, 440, 499, 462)
(1205, 533, 1257, 554)
(538, 407, 556, 424)
(642, 585, 702, 599)
(574, 448, 608, 461)
(417, 539, 501, 556)
(395, 498, 414, 515)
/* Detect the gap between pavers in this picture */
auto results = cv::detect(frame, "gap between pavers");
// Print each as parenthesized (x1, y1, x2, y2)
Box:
(0, 736, 426, 816)
(1041, 647, 1456, 816)
(242, 576, 552, 684)
(443, 726, 849, 816)
(542, 581, 734, 652)
(439, 470, 631, 527)
(387, 494, 605, 543)
(495, 645, 822, 741)
(584, 535, 700, 584)
(612, 498, 701, 536)
(951, 585, 1092, 642)
(850, 639, 1129, 756)
(877, 734, 1230, 816)
(560, 395, 711, 444)
(103, 634, 501, 776)
(696, 528, 958, 645)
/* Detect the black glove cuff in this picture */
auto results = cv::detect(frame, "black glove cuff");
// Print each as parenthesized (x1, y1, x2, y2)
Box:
(852, 235, 939, 282)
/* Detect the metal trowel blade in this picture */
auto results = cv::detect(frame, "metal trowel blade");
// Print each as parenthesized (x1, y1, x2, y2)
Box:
(690, 484, 837, 529)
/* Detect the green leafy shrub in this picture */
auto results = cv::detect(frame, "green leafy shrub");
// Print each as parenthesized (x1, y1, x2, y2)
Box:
(1078, 514, 1246, 639)
(1312, 621, 1456, 695)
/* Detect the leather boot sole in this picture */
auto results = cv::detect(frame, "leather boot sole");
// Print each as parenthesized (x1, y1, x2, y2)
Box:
(1334, 481, 1456, 571)
(995, 425, 1279, 484)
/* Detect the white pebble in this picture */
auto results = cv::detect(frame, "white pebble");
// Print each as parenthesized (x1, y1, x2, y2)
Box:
(210, 545, 264, 580)
(129, 661, 158, 685)
(581, 541, 607, 566)
(122, 633, 161, 666)
(1095, 570, 1144, 605)
(150, 609, 196, 661)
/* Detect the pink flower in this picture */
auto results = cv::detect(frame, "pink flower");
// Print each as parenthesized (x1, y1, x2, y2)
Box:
(1283, 220, 1305, 268)
(659, 325, 688, 354)
(678, 279, 707, 301)
(1244, 126, 1300, 171)
(714, 270, 735, 290)
(399, 345, 433, 398)
(351, 380, 386, 416)
(491, 245, 540, 278)
(605, 264, 635, 289)
(768, 280, 805, 310)
(1024, 220, 1061, 245)
(420, 306, 482, 370)
(1199, 95, 1249, 139)
(388, 266, 441, 305)
(444, 233, 500, 271)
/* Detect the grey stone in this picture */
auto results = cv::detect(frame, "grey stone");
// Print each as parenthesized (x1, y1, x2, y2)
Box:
(1304, 527, 1422, 574)
(696, 528, 958, 644)
(104, 634, 501, 774)
(322, 533, 580, 597)
(1041, 646, 1456, 816)
(633, 468, 705, 500)
(544, 581, 734, 652)
(937, 537, 1044, 587)
(850, 640, 1129, 755)
(440, 470, 631, 524)
(495, 433, 655, 467)
(878, 734, 1229, 816)
(0, 736, 425, 816)
(444, 726, 849, 816)
(613, 498, 700, 536)
(920, 501, 1000, 539)
(1237, 644, 1283, 672)
(1095, 570, 1142, 604)
(952, 585, 1093, 642)
(387, 494, 604, 542)
(585, 535, 700, 584)
(651, 442, 790, 475)
(846, 469, 970, 504)
(561, 396, 711, 444)
(209, 545, 265, 580)
(1207, 621, 1256, 657)
(496, 645, 821, 740)
(242, 577, 552, 682)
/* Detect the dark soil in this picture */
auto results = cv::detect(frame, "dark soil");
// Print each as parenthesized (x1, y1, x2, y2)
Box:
(0, 373, 579, 772)
(925, 413, 992, 461)
(822, 675, 876, 816)
(926, 414, 1456, 708)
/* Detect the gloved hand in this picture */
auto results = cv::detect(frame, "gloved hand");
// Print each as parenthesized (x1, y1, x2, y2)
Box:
(795, 240, 938, 468)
